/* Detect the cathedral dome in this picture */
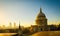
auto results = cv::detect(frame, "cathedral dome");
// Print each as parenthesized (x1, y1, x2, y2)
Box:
(35, 7, 47, 26)
(37, 12, 46, 18)
(36, 8, 46, 19)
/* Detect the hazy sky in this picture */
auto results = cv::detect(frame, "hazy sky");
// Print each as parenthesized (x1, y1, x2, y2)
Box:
(0, 0, 60, 27)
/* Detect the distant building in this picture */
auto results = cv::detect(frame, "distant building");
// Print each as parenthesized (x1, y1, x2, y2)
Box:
(9, 22, 12, 28)
(13, 21, 24, 36)
(18, 22, 23, 36)
(36, 8, 47, 31)
(30, 7, 60, 32)
(14, 22, 16, 28)
(2, 25, 6, 29)
(30, 7, 48, 32)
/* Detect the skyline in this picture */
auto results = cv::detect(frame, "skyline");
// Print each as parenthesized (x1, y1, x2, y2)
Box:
(0, 0, 60, 27)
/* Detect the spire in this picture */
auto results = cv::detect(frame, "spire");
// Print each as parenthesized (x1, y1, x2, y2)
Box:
(40, 7, 42, 13)
(19, 21, 21, 30)
(18, 21, 23, 36)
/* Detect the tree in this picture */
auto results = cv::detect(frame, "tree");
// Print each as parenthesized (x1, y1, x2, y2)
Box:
(57, 24, 60, 30)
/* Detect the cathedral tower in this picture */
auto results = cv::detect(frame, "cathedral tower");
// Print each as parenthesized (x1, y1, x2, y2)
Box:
(18, 21, 22, 36)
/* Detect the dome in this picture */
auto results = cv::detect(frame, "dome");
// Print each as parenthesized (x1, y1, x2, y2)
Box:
(35, 7, 47, 26)
(37, 12, 46, 18)
(36, 8, 46, 18)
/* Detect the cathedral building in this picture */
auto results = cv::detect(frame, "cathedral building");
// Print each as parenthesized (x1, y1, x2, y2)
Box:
(35, 8, 48, 31)
(30, 8, 48, 32)
(36, 8, 47, 26)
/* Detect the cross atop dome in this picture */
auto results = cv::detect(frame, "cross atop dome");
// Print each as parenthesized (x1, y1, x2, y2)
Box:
(40, 7, 42, 13)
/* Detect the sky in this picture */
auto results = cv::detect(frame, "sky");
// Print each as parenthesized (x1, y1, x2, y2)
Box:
(0, 0, 60, 27)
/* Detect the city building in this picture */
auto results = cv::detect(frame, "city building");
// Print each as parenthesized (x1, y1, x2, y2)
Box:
(14, 22, 16, 28)
(36, 7, 47, 31)
(9, 22, 12, 28)
(30, 7, 48, 32)
(13, 21, 24, 36)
